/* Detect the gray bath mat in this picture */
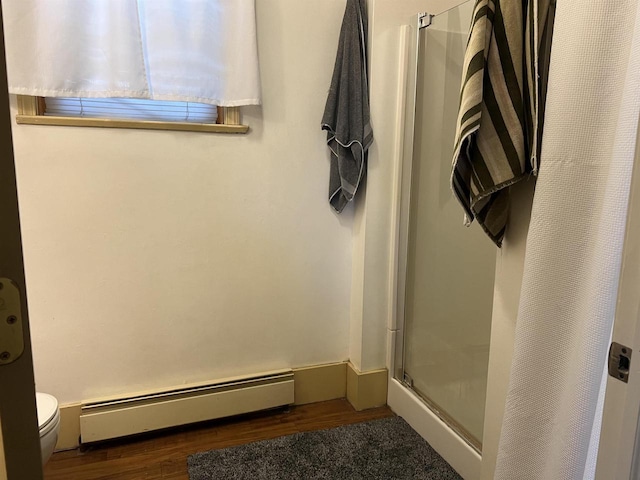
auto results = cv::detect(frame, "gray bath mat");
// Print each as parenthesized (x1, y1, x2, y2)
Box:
(187, 416, 462, 479)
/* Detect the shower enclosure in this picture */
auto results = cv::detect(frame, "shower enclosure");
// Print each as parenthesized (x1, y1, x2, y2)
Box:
(389, 2, 495, 477)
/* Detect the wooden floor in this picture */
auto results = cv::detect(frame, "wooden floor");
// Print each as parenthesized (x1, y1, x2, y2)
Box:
(44, 399, 394, 480)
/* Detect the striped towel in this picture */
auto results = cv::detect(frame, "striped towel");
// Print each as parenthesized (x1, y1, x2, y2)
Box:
(451, 0, 555, 246)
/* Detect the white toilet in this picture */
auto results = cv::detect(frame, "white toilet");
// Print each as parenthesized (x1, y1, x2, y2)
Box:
(35, 392, 60, 465)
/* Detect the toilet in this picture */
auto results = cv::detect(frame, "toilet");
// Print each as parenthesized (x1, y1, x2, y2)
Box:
(35, 392, 60, 465)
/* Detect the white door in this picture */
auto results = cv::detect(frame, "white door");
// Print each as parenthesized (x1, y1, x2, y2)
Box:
(0, 4, 44, 479)
(595, 123, 640, 480)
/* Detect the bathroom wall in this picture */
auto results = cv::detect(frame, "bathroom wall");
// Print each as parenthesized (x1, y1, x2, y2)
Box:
(7, 6, 538, 474)
(8, 0, 468, 407)
(10, 0, 355, 405)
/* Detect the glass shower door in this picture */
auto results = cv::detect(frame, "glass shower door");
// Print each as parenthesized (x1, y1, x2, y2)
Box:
(399, 1, 496, 451)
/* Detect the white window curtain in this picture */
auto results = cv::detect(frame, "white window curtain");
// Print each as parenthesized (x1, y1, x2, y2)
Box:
(2, 0, 261, 106)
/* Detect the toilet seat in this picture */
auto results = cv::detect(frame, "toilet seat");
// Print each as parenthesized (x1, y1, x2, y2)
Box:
(36, 392, 59, 437)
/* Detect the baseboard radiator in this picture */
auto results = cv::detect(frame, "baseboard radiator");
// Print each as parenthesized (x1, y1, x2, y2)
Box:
(79, 370, 295, 443)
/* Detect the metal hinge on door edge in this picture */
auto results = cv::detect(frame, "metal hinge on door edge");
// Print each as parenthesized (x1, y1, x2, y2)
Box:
(418, 13, 433, 29)
(402, 372, 414, 388)
(0, 278, 24, 365)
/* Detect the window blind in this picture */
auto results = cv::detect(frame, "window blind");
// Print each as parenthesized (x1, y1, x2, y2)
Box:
(44, 97, 217, 124)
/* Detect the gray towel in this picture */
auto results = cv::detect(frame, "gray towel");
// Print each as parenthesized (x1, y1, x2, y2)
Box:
(321, 0, 373, 213)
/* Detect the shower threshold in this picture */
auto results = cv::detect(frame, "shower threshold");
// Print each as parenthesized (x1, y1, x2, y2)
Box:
(402, 381, 482, 453)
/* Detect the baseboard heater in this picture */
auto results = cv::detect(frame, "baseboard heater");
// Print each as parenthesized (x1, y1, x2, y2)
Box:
(79, 369, 294, 443)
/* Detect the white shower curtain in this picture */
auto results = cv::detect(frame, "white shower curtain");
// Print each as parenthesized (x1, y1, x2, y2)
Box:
(495, 1, 640, 479)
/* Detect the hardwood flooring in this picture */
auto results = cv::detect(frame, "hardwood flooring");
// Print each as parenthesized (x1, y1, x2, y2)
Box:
(44, 399, 394, 480)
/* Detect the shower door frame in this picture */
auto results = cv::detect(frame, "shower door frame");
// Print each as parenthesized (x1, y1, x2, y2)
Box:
(386, 11, 482, 480)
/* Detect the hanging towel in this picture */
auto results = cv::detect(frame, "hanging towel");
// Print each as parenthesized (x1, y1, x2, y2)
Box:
(321, 0, 373, 213)
(451, 0, 555, 246)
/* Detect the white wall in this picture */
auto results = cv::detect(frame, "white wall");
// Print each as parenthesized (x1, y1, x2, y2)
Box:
(11, 0, 355, 405)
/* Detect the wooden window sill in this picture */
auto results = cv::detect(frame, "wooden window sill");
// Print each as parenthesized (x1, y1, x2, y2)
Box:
(15, 114, 249, 134)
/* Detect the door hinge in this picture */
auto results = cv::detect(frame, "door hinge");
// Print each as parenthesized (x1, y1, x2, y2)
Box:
(418, 13, 433, 30)
(0, 278, 24, 365)
(608, 342, 632, 383)
(402, 372, 414, 388)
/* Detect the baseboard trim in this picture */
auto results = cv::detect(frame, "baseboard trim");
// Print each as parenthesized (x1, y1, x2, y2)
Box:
(56, 403, 81, 451)
(292, 362, 347, 405)
(346, 363, 388, 411)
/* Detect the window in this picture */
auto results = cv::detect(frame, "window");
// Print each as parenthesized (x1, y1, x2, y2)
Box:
(45, 98, 218, 123)
(16, 96, 247, 134)
(6, 0, 260, 134)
